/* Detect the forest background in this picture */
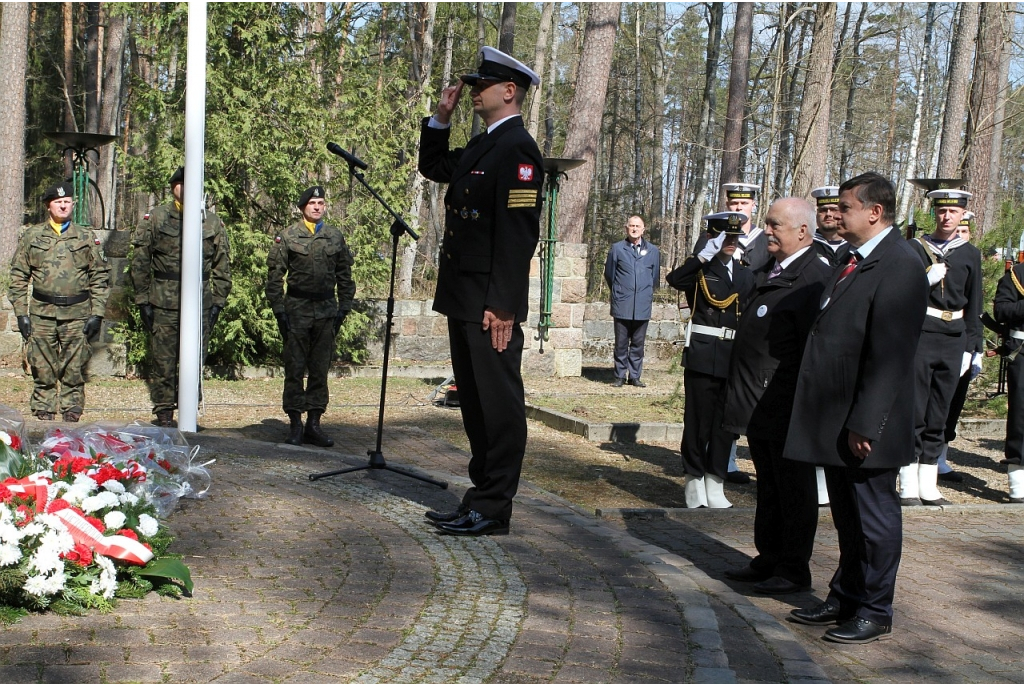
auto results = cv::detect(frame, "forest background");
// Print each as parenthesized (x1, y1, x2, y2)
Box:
(0, 2, 1022, 370)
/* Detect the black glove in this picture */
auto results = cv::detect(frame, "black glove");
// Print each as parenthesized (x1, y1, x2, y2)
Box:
(333, 309, 348, 335)
(275, 312, 290, 340)
(83, 315, 103, 341)
(16, 316, 31, 340)
(139, 304, 155, 333)
(209, 305, 222, 331)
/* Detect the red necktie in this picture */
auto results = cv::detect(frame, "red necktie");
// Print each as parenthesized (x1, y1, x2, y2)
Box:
(833, 252, 859, 292)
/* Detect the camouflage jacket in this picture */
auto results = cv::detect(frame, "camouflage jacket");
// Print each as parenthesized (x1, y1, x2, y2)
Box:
(8, 222, 110, 320)
(266, 221, 355, 320)
(131, 202, 232, 310)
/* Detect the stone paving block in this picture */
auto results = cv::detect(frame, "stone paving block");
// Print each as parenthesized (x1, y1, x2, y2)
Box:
(0, 666, 41, 684)
(499, 656, 559, 680)
(163, 662, 228, 683)
(38, 664, 104, 683)
(691, 666, 737, 683)
(556, 664, 617, 683)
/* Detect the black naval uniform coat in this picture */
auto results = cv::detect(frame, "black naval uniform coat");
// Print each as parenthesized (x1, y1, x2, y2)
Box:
(418, 115, 543, 522)
(667, 255, 755, 478)
(784, 227, 928, 627)
(907, 236, 984, 464)
(722, 247, 831, 586)
(994, 263, 1024, 466)
(693, 228, 771, 272)
(811, 235, 851, 268)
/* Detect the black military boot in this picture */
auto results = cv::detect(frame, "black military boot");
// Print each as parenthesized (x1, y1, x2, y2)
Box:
(155, 410, 175, 428)
(285, 411, 304, 446)
(303, 410, 334, 448)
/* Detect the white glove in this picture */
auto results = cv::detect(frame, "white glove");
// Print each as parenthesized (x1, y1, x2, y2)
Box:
(698, 231, 727, 262)
(927, 262, 947, 286)
(960, 351, 971, 377)
(970, 352, 983, 380)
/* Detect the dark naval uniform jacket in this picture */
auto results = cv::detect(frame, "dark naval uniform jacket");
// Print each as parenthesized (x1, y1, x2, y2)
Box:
(811, 235, 851, 268)
(784, 229, 928, 469)
(667, 256, 755, 379)
(418, 116, 543, 323)
(908, 236, 984, 354)
(722, 247, 832, 441)
(994, 263, 1024, 466)
(693, 228, 770, 272)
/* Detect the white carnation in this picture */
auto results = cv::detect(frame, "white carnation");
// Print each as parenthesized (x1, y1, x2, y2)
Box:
(0, 543, 22, 566)
(119, 492, 139, 506)
(0, 431, 11, 447)
(19, 521, 44, 537)
(103, 511, 127, 530)
(91, 554, 117, 598)
(81, 491, 119, 513)
(48, 481, 70, 498)
(136, 513, 159, 538)
(23, 573, 51, 596)
(29, 547, 64, 575)
(41, 571, 67, 595)
(102, 480, 126, 494)
(0, 521, 21, 544)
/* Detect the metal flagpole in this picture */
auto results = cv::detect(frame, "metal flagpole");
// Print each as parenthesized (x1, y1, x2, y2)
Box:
(178, 0, 208, 433)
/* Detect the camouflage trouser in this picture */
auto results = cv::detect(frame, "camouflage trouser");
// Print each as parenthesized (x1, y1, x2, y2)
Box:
(282, 315, 335, 413)
(148, 306, 211, 414)
(27, 315, 92, 414)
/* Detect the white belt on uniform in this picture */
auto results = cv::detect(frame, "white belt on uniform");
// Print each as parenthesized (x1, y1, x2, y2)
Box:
(690, 324, 736, 340)
(926, 307, 964, 322)
(1010, 329, 1024, 341)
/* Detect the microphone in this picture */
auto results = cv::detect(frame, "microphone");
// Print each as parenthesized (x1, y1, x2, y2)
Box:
(326, 142, 368, 170)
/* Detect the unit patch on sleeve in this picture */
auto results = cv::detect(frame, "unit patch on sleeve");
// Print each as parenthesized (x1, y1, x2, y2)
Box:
(518, 164, 535, 182)
(507, 189, 538, 209)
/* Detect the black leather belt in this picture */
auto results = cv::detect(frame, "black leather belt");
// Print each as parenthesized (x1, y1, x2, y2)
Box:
(32, 290, 89, 306)
(287, 287, 335, 301)
(154, 270, 210, 281)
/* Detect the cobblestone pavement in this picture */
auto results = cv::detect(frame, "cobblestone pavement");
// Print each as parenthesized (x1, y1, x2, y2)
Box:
(2, 417, 1020, 683)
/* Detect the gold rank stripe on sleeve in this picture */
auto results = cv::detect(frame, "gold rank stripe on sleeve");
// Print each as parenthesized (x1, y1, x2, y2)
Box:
(507, 189, 539, 208)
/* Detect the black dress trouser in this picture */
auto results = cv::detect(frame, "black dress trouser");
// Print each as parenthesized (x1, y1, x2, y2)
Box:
(681, 369, 732, 479)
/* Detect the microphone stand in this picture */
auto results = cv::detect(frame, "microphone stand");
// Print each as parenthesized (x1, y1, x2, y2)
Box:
(309, 161, 447, 489)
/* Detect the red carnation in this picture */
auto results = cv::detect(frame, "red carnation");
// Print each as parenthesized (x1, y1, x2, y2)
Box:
(117, 528, 139, 541)
(62, 543, 94, 568)
(0, 485, 11, 503)
(9, 435, 21, 451)
(45, 499, 71, 514)
(85, 516, 105, 533)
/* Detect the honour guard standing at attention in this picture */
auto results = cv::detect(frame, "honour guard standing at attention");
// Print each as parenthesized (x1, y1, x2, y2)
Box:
(131, 167, 232, 427)
(667, 212, 756, 508)
(9, 180, 110, 422)
(693, 183, 770, 272)
(721, 198, 831, 593)
(810, 186, 851, 267)
(417, 47, 544, 536)
(899, 187, 983, 506)
(266, 185, 355, 448)
(992, 250, 1024, 503)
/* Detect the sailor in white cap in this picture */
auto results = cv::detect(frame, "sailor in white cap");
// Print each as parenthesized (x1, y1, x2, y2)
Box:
(810, 185, 851, 267)
(899, 186, 983, 506)
(418, 46, 543, 536)
(667, 212, 757, 508)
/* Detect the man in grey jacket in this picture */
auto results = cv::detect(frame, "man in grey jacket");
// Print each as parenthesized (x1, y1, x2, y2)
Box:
(604, 216, 660, 387)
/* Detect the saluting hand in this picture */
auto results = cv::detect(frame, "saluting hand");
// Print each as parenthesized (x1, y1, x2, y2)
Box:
(435, 81, 464, 126)
(482, 307, 514, 353)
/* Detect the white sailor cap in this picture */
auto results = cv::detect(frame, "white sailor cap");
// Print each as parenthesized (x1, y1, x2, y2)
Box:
(722, 182, 759, 200)
(461, 46, 540, 88)
(810, 186, 841, 207)
(927, 189, 972, 208)
(703, 211, 747, 235)
(960, 211, 975, 226)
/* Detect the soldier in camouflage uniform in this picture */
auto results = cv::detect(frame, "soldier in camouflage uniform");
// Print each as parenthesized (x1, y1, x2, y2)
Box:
(8, 180, 110, 421)
(266, 185, 355, 447)
(131, 167, 232, 427)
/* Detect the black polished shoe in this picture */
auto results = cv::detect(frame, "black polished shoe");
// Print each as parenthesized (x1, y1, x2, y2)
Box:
(425, 504, 468, 523)
(726, 471, 751, 485)
(938, 471, 963, 483)
(921, 497, 951, 506)
(900, 497, 922, 507)
(724, 565, 772, 582)
(823, 617, 892, 644)
(612, 377, 625, 387)
(753, 576, 811, 595)
(628, 378, 647, 388)
(788, 601, 846, 626)
(434, 510, 509, 536)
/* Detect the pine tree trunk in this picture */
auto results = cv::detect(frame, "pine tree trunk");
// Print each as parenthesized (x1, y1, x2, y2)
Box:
(687, 3, 723, 240)
(983, 9, 1011, 237)
(95, 10, 126, 231)
(0, 2, 30, 268)
(719, 2, 753, 207)
(839, 3, 868, 182)
(498, 2, 515, 53)
(555, 2, 620, 244)
(896, 3, 935, 226)
(525, 1, 554, 139)
(651, 2, 666, 224)
(937, 3, 980, 178)
(791, 3, 837, 199)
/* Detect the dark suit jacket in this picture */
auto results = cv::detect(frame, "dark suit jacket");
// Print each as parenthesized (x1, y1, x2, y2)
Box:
(418, 116, 543, 323)
(784, 228, 928, 468)
(667, 256, 755, 378)
(722, 247, 832, 441)
(604, 239, 660, 320)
